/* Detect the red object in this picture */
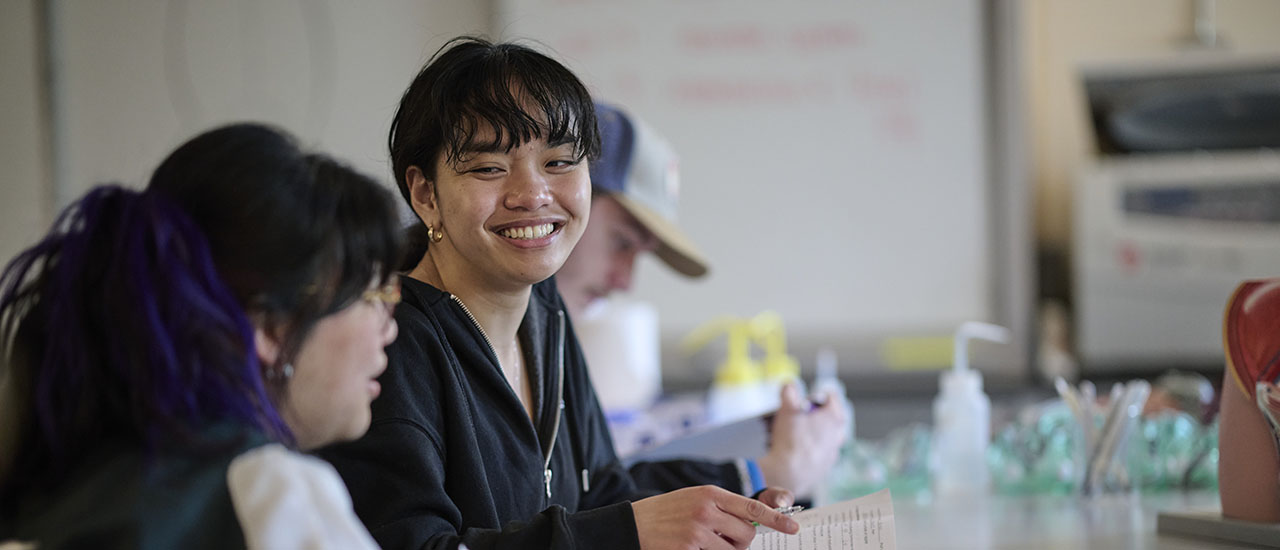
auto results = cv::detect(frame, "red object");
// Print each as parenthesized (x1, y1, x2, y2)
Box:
(1224, 280, 1280, 399)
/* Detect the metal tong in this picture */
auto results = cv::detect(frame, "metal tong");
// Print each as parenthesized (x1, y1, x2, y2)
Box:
(1054, 377, 1151, 494)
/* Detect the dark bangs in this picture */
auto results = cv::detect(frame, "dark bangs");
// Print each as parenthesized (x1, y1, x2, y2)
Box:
(263, 156, 403, 367)
(305, 156, 404, 317)
(441, 45, 599, 165)
(389, 36, 600, 203)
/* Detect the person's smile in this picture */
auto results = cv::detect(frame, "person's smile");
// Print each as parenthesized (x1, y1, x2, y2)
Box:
(491, 217, 565, 249)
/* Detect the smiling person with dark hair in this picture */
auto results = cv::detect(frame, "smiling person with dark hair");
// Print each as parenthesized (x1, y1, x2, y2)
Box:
(0, 123, 402, 548)
(318, 36, 800, 550)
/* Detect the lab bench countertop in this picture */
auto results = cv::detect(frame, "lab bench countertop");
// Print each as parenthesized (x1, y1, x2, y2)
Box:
(891, 490, 1258, 549)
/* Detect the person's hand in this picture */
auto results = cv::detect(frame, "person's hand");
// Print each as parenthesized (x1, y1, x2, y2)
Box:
(757, 383, 850, 498)
(753, 487, 794, 509)
(631, 485, 800, 550)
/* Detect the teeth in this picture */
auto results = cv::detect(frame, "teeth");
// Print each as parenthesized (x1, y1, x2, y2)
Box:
(499, 223, 554, 240)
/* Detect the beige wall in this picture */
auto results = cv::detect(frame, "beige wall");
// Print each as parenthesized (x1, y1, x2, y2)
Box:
(0, 0, 52, 265)
(1026, 0, 1280, 258)
(0, 1, 492, 268)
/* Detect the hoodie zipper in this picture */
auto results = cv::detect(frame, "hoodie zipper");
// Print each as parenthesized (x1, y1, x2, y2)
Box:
(543, 311, 567, 500)
(448, 294, 565, 502)
(449, 294, 497, 361)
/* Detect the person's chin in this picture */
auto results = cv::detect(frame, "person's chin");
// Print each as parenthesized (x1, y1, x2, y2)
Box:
(344, 416, 372, 443)
(511, 255, 570, 285)
(502, 269, 557, 291)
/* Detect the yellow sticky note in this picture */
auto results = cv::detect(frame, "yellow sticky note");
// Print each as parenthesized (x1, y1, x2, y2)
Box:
(880, 336, 953, 371)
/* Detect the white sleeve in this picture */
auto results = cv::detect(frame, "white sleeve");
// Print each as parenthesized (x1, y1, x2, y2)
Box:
(227, 444, 380, 550)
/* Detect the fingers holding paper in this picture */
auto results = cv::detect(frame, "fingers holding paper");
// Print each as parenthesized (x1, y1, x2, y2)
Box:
(632, 485, 800, 550)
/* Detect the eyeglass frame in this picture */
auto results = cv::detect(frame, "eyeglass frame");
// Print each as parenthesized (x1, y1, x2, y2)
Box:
(361, 281, 401, 329)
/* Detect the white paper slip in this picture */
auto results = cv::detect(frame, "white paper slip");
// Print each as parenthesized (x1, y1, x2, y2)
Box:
(750, 489, 896, 550)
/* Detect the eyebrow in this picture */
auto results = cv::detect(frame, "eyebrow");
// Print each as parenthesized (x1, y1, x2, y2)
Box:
(458, 133, 582, 157)
(547, 134, 579, 148)
(459, 141, 509, 155)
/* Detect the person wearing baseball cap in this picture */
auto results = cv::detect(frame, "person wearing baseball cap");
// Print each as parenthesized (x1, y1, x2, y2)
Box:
(556, 102, 707, 317)
(557, 102, 849, 500)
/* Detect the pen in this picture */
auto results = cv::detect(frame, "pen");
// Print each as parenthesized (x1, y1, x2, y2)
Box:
(753, 505, 805, 526)
(774, 505, 805, 516)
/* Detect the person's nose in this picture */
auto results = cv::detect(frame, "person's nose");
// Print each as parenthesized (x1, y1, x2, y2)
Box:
(382, 316, 399, 345)
(503, 164, 553, 211)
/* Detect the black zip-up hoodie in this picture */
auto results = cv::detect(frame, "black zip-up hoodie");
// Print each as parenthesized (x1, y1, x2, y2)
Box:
(319, 276, 644, 550)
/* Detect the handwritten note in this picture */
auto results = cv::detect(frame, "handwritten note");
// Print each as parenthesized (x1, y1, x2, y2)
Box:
(751, 489, 896, 550)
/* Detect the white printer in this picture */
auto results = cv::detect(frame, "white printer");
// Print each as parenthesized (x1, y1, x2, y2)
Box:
(1074, 55, 1280, 372)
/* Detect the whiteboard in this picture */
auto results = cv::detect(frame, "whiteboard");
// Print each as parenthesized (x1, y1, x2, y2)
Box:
(499, 0, 999, 372)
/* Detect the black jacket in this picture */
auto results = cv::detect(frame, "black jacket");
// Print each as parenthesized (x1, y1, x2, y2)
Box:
(629, 459, 746, 495)
(319, 277, 644, 550)
(1, 427, 265, 549)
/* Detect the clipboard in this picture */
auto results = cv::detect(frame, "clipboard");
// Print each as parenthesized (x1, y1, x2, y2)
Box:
(621, 412, 770, 466)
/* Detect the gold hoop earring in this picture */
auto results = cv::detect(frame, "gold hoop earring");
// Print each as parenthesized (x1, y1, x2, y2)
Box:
(427, 224, 444, 243)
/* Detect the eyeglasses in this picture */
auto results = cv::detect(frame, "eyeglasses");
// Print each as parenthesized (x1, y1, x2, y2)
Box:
(362, 281, 401, 329)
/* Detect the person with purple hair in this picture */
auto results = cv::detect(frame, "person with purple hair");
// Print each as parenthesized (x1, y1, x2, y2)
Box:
(0, 123, 403, 548)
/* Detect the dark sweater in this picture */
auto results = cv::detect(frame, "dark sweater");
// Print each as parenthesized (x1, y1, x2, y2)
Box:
(0, 428, 266, 549)
(319, 276, 644, 550)
(629, 459, 746, 495)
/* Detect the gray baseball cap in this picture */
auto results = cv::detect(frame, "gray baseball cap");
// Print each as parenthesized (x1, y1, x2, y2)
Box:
(590, 102, 709, 278)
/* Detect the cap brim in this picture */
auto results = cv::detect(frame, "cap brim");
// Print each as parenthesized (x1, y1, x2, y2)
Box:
(612, 194, 709, 278)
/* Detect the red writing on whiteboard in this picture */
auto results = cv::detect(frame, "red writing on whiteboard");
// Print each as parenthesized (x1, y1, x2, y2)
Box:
(679, 25, 766, 51)
(670, 77, 836, 103)
(850, 74, 912, 101)
(789, 23, 861, 50)
(556, 27, 639, 58)
(609, 72, 648, 100)
(878, 109, 918, 143)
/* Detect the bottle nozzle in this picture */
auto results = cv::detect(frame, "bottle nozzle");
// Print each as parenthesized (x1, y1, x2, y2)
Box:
(953, 321, 1011, 373)
(683, 316, 763, 386)
(816, 347, 838, 382)
(752, 311, 800, 382)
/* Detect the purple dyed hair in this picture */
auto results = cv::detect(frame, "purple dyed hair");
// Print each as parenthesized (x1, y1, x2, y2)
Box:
(1, 123, 402, 509)
(0, 185, 289, 502)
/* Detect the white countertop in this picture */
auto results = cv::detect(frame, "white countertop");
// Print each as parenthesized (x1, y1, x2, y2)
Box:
(891, 490, 1245, 549)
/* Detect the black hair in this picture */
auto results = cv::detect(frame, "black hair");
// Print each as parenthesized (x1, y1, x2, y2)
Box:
(147, 123, 404, 378)
(0, 123, 402, 506)
(387, 36, 601, 206)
